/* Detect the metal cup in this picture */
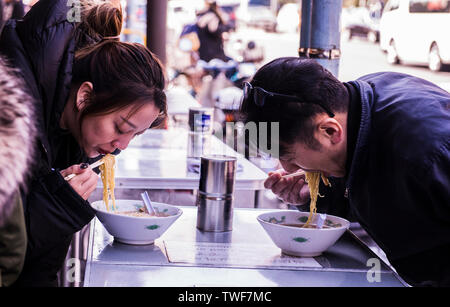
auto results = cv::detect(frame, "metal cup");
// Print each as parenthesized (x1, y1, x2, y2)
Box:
(196, 194, 234, 232)
(196, 155, 237, 232)
(198, 155, 236, 196)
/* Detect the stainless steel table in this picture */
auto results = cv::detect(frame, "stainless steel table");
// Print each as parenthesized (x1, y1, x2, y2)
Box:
(83, 207, 407, 287)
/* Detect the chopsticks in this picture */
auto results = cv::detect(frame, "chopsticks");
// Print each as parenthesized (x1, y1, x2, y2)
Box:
(64, 159, 105, 181)
(281, 170, 305, 179)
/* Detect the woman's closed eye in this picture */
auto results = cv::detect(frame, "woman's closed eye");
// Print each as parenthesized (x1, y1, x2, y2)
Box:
(115, 124, 126, 135)
(116, 125, 147, 138)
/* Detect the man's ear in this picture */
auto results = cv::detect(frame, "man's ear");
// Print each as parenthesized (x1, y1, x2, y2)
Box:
(317, 117, 343, 145)
(75, 82, 94, 112)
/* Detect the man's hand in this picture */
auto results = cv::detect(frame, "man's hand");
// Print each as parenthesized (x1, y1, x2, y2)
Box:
(60, 164, 99, 200)
(264, 169, 310, 205)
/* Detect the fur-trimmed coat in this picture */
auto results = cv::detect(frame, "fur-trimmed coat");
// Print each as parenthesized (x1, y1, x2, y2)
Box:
(0, 56, 34, 287)
(0, 56, 34, 226)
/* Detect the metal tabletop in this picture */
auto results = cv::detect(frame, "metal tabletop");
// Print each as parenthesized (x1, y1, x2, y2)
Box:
(111, 128, 267, 191)
(83, 207, 407, 287)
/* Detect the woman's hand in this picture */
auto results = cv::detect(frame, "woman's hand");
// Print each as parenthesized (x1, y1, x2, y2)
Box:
(60, 163, 99, 200)
(264, 169, 311, 205)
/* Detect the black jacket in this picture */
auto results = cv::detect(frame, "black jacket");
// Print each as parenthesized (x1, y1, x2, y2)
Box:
(348, 73, 450, 259)
(316, 72, 450, 286)
(0, 0, 97, 286)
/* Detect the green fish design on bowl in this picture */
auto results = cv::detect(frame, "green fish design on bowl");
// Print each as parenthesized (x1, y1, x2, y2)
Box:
(293, 237, 309, 243)
(146, 225, 160, 230)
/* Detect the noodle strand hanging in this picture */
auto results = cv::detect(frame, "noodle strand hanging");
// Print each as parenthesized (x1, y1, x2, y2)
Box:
(303, 172, 330, 227)
(99, 154, 116, 211)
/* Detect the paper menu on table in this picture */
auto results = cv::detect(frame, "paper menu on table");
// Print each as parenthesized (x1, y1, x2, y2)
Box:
(164, 241, 322, 269)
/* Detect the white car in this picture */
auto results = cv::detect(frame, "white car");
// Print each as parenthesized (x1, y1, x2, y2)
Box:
(379, 0, 450, 71)
(236, 0, 277, 32)
(276, 3, 300, 33)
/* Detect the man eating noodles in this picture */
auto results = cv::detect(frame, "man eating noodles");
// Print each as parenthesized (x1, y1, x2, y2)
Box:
(239, 57, 450, 287)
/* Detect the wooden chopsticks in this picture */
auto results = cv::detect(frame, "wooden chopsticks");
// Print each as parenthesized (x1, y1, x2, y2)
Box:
(281, 170, 305, 179)
(64, 159, 105, 181)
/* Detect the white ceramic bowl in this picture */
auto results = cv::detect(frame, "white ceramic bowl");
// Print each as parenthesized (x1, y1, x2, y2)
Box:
(257, 211, 350, 257)
(91, 199, 183, 245)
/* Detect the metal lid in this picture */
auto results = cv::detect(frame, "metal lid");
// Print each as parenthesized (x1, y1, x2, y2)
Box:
(198, 155, 237, 196)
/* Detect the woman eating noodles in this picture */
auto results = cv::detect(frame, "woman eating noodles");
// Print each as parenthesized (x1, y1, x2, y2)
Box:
(0, 0, 167, 286)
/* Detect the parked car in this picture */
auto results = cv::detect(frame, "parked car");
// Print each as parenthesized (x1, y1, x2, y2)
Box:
(379, 0, 450, 71)
(341, 6, 381, 43)
(236, 0, 277, 32)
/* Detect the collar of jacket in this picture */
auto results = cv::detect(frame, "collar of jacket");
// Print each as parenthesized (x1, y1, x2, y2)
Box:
(344, 79, 376, 198)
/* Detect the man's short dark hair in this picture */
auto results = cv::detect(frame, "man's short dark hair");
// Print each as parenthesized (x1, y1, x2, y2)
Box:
(239, 57, 349, 155)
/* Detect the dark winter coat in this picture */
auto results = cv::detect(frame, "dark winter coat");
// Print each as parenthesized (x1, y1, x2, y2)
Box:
(316, 72, 450, 286)
(0, 0, 97, 286)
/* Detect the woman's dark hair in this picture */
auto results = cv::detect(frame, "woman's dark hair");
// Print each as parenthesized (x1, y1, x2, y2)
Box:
(72, 2, 167, 130)
(239, 57, 348, 155)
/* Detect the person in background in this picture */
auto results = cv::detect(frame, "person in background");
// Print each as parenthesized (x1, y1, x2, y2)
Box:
(196, 0, 231, 62)
(0, 56, 36, 287)
(240, 57, 450, 286)
(0, 0, 167, 286)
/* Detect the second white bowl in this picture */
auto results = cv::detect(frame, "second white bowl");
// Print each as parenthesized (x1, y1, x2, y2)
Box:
(257, 210, 350, 257)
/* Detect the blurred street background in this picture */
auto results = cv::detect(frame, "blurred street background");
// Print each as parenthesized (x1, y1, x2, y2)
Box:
(18, 0, 450, 97)
(161, 0, 450, 88)
(20, 0, 448, 105)
(231, 26, 450, 87)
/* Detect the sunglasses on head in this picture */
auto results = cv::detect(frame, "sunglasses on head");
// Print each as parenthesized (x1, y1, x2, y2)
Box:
(243, 82, 335, 118)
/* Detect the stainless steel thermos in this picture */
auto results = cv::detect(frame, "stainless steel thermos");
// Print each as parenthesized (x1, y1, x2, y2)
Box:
(196, 155, 237, 232)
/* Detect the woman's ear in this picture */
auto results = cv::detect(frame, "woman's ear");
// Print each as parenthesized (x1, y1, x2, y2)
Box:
(75, 82, 94, 112)
(317, 117, 343, 145)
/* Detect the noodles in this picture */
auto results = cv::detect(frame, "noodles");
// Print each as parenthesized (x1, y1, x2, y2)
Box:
(99, 154, 116, 211)
(303, 172, 330, 228)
